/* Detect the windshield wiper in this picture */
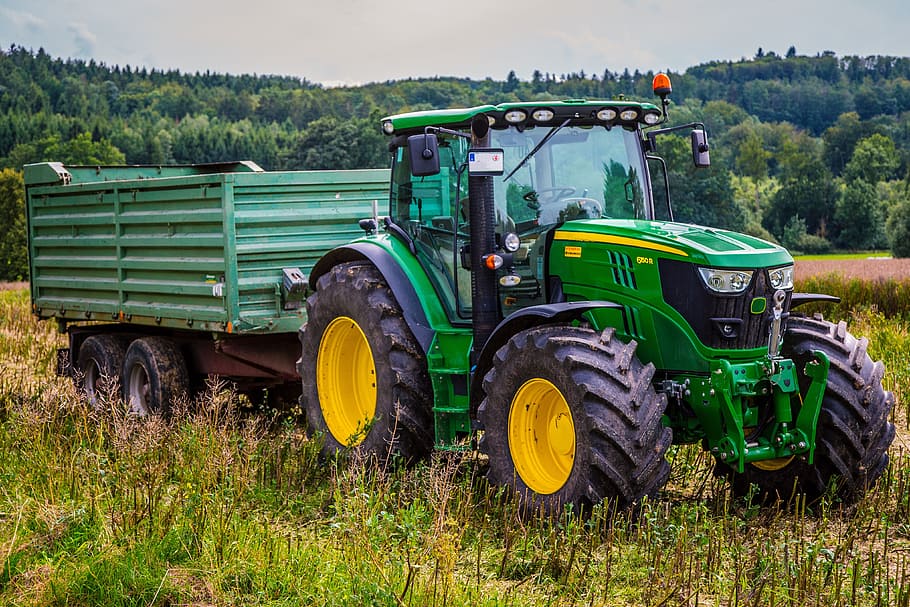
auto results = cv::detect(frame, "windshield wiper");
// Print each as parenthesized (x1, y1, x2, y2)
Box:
(502, 118, 571, 182)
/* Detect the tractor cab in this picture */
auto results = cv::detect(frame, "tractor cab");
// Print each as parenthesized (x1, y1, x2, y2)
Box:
(385, 102, 661, 325)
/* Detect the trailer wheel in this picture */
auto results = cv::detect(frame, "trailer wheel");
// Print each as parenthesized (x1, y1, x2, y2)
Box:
(478, 325, 671, 515)
(77, 335, 126, 405)
(121, 337, 189, 416)
(299, 262, 433, 463)
(724, 316, 895, 505)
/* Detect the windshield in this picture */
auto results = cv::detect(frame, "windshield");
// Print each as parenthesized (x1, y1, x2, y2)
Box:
(491, 124, 649, 233)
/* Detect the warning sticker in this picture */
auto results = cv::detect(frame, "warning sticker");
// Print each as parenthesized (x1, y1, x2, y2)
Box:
(564, 246, 582, 258)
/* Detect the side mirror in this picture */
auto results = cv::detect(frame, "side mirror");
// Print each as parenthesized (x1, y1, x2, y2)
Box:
(407, 133, 440, 176)
(691, 129, 710, 167)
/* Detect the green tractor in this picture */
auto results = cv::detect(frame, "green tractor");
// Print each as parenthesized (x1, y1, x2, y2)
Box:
(298, 74, 895, 512)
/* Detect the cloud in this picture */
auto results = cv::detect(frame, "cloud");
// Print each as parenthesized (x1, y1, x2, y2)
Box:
(0, 7, 45, 33)
(67, 22, 97, 58)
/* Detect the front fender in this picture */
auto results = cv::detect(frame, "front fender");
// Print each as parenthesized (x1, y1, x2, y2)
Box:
(790, 292, 841, 308)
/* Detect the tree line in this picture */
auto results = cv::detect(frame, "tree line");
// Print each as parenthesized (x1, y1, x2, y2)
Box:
(1, 44, 910, 280)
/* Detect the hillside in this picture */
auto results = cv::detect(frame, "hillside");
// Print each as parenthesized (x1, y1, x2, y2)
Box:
(1, 45, 910, 280)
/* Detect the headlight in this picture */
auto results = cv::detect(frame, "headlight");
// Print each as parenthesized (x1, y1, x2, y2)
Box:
(768, 265, 794, 290)
(532, 108, 555, 122)
(502, 232, 521, 252)
(698, 267, 754, 294)
(643, 111, 662, 125)
(504, 110, 527, 124)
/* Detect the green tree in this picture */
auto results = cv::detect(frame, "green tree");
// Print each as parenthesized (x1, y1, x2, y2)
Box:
(887, 198, 910, 257)
(780, 215, 831, 253)
(764, 157, 838, 240)
(4, 132, 125, 168)
(504, 70, 520, 93)
(822, 112, 868, 175)
(834, 179, 888, 249)
(735, 130, 771, 179)
(290, 114, 386, 170)
(0, 168, 27, 281)
(842, 133, 900, 185)
(730, 174, 779, 242)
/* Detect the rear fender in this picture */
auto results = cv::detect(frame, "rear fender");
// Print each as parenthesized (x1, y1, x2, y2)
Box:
(309, 242, 435, 353)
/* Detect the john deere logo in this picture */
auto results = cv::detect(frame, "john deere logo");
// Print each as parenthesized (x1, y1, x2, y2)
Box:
(751, 297, 767, 315)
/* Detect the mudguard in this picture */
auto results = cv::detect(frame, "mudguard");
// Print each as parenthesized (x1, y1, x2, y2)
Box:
(790, 292, 841, 308)
(308, 242, 435, 353)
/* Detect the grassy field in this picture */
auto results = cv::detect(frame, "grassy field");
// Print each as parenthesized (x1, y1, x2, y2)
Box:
(1, 285, 909, 606)
(793, 259, 910, 319)
(793, 252, 892, 262)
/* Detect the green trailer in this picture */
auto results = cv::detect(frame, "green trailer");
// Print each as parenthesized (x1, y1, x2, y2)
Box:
(25, 160, 386, 411)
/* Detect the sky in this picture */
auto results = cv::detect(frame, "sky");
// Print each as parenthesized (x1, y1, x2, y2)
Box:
(1, 0, 909, 87)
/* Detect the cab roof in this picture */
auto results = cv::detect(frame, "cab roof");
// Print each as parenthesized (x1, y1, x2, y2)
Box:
(381, 99, 662, 135)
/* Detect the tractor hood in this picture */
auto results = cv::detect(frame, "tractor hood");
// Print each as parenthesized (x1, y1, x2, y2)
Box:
(553, 219, 793, 269)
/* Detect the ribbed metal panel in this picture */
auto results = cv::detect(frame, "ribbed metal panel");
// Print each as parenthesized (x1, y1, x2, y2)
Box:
(26, 165, 388, 335)
(231, 170, 388, 331)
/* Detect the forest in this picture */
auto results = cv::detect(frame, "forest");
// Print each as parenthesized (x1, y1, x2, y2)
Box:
(2, 44, 910, 280)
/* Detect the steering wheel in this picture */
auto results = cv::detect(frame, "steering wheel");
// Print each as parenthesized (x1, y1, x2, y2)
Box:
(563, 197, 604, 217)
(536, 196, 604, 224)
(524, 186, 577, 207)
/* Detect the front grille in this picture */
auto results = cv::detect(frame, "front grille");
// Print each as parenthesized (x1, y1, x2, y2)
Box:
(659, 259, 791, 350)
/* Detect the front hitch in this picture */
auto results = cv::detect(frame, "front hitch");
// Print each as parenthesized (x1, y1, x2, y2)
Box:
(683, 350, 830, 472)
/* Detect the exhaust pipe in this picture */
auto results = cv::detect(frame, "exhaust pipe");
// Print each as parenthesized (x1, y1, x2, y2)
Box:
(468, 115, 498, 365)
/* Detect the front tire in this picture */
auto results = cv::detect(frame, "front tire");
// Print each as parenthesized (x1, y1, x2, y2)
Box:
(725, 316, 895, 504)
(299, 262, 433, 463)
(478, 325, 671, 514)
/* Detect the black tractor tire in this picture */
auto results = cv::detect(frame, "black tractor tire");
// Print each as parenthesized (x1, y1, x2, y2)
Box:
(477, 325, 671, 515)
(77, 334, 127, 405)
(298, 262, 433, 463)
(724, 315, 895, 505)
(121, 337, 189, 416)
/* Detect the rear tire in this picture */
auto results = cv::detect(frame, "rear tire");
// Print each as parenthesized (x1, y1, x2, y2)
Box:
(299, 262, 433, 463)
(723, 316, 895, 505)
(77, 335, 126, 405)
(478, 325, 671, 515)
(121, 337, 189, 416)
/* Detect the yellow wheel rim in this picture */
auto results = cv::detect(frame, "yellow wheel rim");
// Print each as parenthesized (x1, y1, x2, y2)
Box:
(508, 378, 576, 494)
(751, 456, 795, 471)
(316, 316, 377, 446)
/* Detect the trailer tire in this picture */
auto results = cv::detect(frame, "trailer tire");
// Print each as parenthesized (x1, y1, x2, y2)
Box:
(724, 316, 895, 505)
(122, 337, 189, 416)
(478, 325, 671, 515)
(299, 262, 433, 463)
(77, 335, 126, 405)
